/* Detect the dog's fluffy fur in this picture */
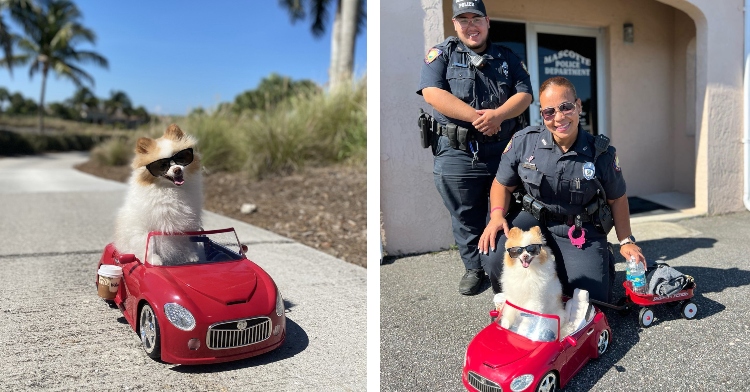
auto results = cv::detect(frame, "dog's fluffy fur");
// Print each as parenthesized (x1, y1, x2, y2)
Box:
(498, 226, 566, 333)
(114, 124, 202, 264)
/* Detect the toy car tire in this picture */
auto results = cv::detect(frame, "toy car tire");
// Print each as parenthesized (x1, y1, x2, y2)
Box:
(139, 304, 161, 359)
(596, 329, 610, 357)
(680, 301, 697, 320)
(536, 371, 558, 392)
(639, 307, 654, 328)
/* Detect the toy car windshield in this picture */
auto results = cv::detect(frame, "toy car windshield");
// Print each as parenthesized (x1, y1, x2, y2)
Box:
(497, 301, 560, 342)
(145, 228, 245, 266)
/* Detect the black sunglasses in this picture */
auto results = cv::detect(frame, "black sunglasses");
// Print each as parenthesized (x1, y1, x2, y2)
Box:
(506, 244, 543, 259)
(146, 148, 194, 177)
(540, 101, 576, 120)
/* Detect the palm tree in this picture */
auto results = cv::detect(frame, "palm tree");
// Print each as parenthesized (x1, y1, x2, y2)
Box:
(279, 0, 365, 91)
(0, 0, 33, 76)
(11, 0, 108, 132)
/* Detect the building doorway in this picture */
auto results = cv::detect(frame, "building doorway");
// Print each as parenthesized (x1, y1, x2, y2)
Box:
(489, 21, 605, 135)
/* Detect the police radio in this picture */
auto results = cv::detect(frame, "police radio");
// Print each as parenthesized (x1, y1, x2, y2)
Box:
(468, 53, 487, 69)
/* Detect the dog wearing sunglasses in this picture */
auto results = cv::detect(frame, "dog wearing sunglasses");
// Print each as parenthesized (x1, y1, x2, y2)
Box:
(495, 226, 566, 335)
(114, 124, 202, 265)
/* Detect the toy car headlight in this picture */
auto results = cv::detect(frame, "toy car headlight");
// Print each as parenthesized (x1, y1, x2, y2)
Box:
(510, 374, 534, 391)
(275, 289, 284, 317)
(164, 303, 196, 331)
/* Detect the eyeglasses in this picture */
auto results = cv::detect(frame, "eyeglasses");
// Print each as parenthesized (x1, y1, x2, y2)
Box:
(506, 244, 543, 258)
(540, 101, 577, 120)
(454, 17, 486, 28)
(146, 148, 194, 177)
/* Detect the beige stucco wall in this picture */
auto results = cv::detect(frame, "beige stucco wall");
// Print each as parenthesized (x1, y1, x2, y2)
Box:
(380, 0, 451, 255)
(381, 0, 745, 256)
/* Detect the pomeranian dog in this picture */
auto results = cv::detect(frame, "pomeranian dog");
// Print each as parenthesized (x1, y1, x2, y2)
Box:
(114, 124, 202, 265)
(496, 226, 566, 334)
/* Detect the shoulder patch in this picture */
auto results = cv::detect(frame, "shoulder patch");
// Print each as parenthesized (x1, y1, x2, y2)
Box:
(425, 48, 442, 64)
(613, 153, 621, 172)
(503, 137, 513, 154)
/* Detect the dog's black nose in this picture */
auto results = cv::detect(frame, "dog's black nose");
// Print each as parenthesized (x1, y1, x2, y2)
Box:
(173, 167, 182, 175)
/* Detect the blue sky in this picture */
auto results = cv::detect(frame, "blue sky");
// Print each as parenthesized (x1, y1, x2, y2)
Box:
(0, 1, 367, 115)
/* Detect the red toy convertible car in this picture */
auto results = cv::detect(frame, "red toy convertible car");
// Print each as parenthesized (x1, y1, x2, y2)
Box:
(96, 228, 285, 365)
(462, 300, 610, 392)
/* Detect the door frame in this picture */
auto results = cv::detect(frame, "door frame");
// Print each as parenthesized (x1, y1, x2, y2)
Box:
(489, 19, 608, 136)
(527, 23, 607, 136)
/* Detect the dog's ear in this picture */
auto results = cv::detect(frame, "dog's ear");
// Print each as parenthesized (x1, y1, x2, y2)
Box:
(135, 137, 155, 154)
(164, 124, 185, 140)
(508, 227, 522, 240)
(530, 226, 543, 239)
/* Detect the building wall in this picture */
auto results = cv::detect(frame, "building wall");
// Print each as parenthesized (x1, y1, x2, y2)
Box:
(381, 0, 745, 256)
(380, 0, 451, 255)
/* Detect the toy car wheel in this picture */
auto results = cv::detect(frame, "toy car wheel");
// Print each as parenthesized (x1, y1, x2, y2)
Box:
(536, 371, 558, 392)
(596, 329, 610, 357)
(639, 307, 654, 328)
(616, 297, 631, 315)
(680, 301, 697, 320)
(139, 304, 161, 359)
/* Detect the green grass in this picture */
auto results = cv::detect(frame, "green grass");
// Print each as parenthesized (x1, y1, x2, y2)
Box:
(143, 77, 367, 177)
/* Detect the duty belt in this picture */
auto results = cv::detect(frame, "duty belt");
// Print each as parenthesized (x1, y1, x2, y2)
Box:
(435, 122, 508, 143)
(546, 211, 593, 226)
(518, 192, 596, 226)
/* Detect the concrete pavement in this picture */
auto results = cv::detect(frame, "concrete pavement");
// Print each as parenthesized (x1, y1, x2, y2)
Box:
(381, 210, 750, 391)
(0, 152, 366, 391)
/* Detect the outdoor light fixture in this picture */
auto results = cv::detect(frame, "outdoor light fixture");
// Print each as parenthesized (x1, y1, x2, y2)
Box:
(623, 23, 634, 44)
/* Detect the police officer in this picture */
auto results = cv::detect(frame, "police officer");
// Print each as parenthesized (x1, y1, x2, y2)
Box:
(417, 0, 533, 295)
(478, 76, 645, 303)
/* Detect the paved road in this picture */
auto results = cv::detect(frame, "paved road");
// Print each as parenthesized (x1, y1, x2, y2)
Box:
(382, 210, 750, 391)
(0, 152, 366, 391)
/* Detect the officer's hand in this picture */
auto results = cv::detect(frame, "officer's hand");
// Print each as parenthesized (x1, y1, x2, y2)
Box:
(479, 217, 509, 255)
(473, 109, 505, 136)
(620, 243, 646, 267)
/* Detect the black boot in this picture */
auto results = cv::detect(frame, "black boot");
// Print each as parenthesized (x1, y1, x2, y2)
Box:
(459, 269, 485, 295)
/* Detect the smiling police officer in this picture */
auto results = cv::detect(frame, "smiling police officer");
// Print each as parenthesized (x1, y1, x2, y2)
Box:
(478, 76, 645, 303)
(417, 0, 533, 295)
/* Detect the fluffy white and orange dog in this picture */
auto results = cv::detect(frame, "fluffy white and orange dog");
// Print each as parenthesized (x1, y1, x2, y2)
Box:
(114, 124, 202, 265)
(495, 226, 566, 333)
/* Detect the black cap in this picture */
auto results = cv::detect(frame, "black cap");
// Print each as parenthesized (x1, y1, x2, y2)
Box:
(452, 0, 486, 18)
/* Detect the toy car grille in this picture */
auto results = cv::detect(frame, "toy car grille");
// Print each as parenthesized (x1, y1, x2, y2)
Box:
(206, 317, 271, 350)
(468, 371, 502, 392)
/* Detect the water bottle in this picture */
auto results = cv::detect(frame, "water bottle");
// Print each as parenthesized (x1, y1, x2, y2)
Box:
(629, 256, 647, 295)
(625, 257, 634, 287)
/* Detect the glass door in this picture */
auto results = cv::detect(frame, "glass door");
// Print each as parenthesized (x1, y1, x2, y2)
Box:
(536, 32, 598, 134)
(488, 21, 606, 135)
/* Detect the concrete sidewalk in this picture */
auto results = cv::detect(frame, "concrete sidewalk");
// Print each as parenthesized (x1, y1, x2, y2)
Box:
(381, 210, 750, 391)
(0, 152, 366, 391)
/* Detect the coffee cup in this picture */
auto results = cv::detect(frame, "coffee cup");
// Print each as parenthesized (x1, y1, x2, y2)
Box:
(97, 265, 123, 300)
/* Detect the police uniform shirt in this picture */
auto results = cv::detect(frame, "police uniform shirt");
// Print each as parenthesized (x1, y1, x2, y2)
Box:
(416, 37, 532, 132)
(496, 125, 626, 216)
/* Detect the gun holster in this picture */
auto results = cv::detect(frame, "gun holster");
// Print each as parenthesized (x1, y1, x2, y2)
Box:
(418, 109, 432, 149)
(595, 199, 614, 234)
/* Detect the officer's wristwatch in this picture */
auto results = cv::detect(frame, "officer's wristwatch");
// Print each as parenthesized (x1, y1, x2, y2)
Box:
(619, 235, 636, 246)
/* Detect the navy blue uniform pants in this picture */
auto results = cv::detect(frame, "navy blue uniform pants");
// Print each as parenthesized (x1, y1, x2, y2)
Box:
(480, 209, 615, 303)
(433, 135, 508, 271)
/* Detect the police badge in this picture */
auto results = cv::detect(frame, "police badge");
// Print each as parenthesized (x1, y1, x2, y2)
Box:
(583, 162, 596, 180)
